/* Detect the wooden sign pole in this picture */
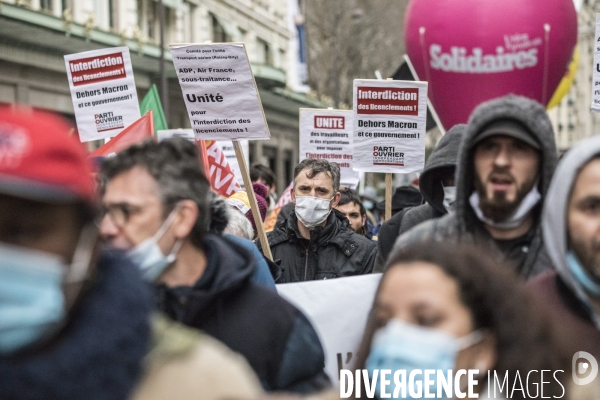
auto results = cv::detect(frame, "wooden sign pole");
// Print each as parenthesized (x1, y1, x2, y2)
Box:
(233, 140, 273, 261)
(385, 173, 393, 221)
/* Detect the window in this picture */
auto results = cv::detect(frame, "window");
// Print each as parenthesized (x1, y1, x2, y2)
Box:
(40, 0, 53, 12)
(211, 14, 231, 43)
(108, 0, 117, 31)
(61, 0, 71, 11)
(256, 38, 272, 65)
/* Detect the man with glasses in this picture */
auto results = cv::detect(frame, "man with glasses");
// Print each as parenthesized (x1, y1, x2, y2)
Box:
(0, 108, 154, 398)
(99, 138, 329, 393)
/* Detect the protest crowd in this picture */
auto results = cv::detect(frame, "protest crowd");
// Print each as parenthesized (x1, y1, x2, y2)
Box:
(1, 7, 600, 399)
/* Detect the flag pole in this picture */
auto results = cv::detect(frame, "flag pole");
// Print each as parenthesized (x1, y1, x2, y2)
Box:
(233, 140, 273, 261)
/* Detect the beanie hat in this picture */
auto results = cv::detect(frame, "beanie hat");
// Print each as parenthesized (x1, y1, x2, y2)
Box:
(226, 182, 268, 235)
(0, 107, 95, 203)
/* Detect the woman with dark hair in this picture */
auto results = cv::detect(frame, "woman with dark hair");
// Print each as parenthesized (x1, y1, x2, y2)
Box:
(354, 242, 569, 400)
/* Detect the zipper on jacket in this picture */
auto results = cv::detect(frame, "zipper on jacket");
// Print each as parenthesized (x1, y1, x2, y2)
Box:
(303, 247, 309, 281)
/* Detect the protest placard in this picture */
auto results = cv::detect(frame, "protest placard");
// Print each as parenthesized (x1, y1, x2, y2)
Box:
(64, 47, 140, 142)
(592, 14, 600, 112)
(277, 274, 382, 384)
(299, 109, 359, 189)
(170, 43, 270, 140)
(352, 79, 428, 173)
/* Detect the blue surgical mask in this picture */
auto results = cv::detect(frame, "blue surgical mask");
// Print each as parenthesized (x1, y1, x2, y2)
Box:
(365, 319, 483, 399)
(128, 206, 183, 282)
(566, 251, 600, 297)
(0, 226, 95, 355)
(363, 200, 375, 211)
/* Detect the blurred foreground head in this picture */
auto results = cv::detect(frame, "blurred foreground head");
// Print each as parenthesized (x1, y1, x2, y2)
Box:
(99, 138, 210, 281)
(355, 242, 568, 399)
(0, 107, 98, 355)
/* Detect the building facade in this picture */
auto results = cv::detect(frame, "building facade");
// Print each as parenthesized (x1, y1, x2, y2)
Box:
(0, 0, 321, 191)
(548, 0, 600, 151)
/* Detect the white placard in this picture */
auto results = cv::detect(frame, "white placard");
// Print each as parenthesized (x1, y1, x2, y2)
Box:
(170, 43, 270, 140)
(64, 47, 140, 142)
(352, 79, 428, 173)
(156, 129, 195, 142)
(218, 140, 249, 187)
(277, 274, 381, 384)
(299, 109, 360, 189)
(592, 14, 600, 112)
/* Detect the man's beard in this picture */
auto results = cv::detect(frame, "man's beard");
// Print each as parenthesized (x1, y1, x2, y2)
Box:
(474, 169, 536, 223)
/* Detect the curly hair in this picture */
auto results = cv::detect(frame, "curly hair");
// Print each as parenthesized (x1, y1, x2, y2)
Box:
(354, 242, 570, 400)
(100, 138, 210, 250)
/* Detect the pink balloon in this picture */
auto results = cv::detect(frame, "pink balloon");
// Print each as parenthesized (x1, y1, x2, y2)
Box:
(405, 0, 577, 130)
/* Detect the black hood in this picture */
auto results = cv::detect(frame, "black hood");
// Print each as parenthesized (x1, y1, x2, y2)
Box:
(454, 94, 558, 233)
(419, 124, 465, 214)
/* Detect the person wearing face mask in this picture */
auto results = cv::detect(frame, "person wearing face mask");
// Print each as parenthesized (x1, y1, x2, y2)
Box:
(391, 95, 558, 279)
(528, 136, 600, 361)
(99, 138, 329, 394)
(355, 242, 569, 400)
(374, 124, 465, 272)
(0, 108, 151, 399)
(257, 159, 376, 282)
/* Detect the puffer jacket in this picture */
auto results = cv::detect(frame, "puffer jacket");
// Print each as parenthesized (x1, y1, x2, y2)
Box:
(261, 209, 376, 283)
(391, 95, 558, 279)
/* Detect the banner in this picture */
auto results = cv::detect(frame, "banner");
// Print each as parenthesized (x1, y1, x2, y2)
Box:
(206, 140, 243, 197)
(299, 109, 359, 189)
(352, 79, 428, 173)
(218, 140, 249, 187)
(277, 274, 382, 384)
(140, 84, 168, 133)
(593, 14, 600, 112)
(89, 111, 153, 157)
(264, 182, 293, 232)
(64, 47, 140, 142)
(156, 130, 243, 197)
(170, 43, 270, 140)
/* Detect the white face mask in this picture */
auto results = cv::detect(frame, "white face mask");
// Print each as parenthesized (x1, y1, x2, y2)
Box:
(294, 195, 334, 229)
(127, 205, 183, 282)
(469, 186, 541, 230)
(442, 184, 456, 213)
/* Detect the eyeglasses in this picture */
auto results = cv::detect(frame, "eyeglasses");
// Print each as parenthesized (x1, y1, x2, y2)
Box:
(96, 203, 144, 229)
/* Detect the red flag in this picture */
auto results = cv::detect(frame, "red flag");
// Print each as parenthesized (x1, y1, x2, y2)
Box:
(89, 111, 154, 157)
(205, 140, 242, 197)
(264, 182, 293, 232)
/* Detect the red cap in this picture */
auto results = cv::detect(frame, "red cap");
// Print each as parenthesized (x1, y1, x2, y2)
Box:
(0, 107, 95, 204)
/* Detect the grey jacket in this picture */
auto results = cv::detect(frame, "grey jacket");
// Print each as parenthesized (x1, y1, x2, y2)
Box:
(391, 95, 558, 279)
(374, 124, 465, 271)
(542, 135, 600, 327)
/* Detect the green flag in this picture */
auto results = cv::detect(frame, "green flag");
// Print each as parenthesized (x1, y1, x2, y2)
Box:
(140, 84, 168, 134)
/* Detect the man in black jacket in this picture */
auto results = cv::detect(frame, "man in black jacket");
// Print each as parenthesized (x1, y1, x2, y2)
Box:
(259, 159, 376, 282)
(99, 138, 328, 393)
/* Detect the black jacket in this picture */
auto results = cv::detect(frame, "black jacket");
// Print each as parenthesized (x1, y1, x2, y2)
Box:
(374, 124, 464, 271)
(154, 234, 328, 393)
(261, 209, 376, 282)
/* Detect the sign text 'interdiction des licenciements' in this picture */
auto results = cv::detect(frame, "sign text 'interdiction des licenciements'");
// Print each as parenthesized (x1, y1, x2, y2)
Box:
(356, 87, 419, 116)
(69, 52, 126, 87)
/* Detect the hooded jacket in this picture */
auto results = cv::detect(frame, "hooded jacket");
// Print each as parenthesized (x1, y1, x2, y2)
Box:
(392, 95, 558, 278)
(154, 234, 329, 393)
(528, 136, 600, 357)
(374, 124, 465, 271)
(262, 209, 377, 282)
